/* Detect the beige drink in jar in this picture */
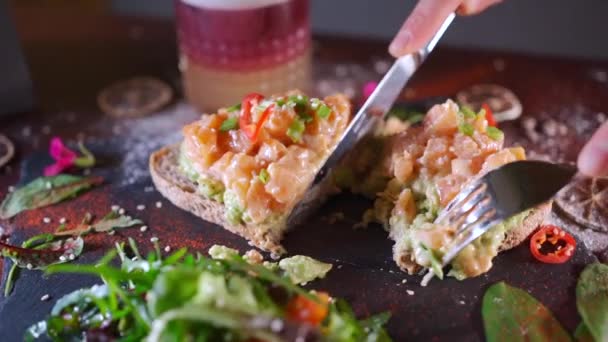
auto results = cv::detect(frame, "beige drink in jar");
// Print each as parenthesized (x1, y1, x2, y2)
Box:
(175, 0, 312, 112)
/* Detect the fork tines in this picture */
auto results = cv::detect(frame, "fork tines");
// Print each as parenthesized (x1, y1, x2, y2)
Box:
(435, 179, 500, 266)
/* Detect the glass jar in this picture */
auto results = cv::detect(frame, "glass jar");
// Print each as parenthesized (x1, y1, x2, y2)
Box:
(175, 0, 312, 112)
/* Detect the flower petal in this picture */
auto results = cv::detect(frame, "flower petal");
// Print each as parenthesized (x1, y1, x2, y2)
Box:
(49, 137, 77, 162)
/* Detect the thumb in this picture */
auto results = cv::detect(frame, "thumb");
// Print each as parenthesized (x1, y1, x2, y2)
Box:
(578, 121, 608, 177)
(389, 0, 461, 58)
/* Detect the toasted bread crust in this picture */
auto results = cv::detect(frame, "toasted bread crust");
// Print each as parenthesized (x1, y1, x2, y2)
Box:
(150, 145, 286, 254)
(392, 201, 553, 274)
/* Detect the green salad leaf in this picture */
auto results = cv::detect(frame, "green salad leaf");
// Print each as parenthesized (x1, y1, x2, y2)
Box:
(279, 255, 333, 285)
(0, 175, 102, 219)
(576, 263, 608, 341)
(482, 282, 571, 342)
(29, 243, 391, 341)
(573, 323, 595, 342)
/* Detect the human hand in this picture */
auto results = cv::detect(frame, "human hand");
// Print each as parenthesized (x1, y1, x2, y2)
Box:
(389, 0, 503, 57)
(578, 122, 608, 177)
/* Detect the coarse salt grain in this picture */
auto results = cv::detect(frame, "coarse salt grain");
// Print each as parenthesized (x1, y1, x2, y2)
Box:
(140, 225, 148, 232)
(144, 186, 155, 192)
(8, 186, 15, 192)
(69, 253, 76, 260)
(59, 217, 67, 224)
(150, 236, 159, 243)
(26, 263, 33, 270)
(40, 294, 50, 301)
(45, 182, 52, 189)
(164, 246, 171, 253)
(118, 208, 125, 215)
(155, 201, 162, 208)
(402, 279, 407, 284)
(459, 300, 466, 305)
(108, 230, 115, 235)
(59, 255, 67, 262)
(111, 205, 119, 211)
(136, 204, 146, 211)
(406, 290, 415, 296)
(43, 217, 51, 224)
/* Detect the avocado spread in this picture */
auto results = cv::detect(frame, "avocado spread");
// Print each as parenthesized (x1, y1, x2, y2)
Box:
(386, 178, 532, 280)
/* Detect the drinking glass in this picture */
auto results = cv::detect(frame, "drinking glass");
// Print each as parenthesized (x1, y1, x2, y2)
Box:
(175, 0, 312, 112)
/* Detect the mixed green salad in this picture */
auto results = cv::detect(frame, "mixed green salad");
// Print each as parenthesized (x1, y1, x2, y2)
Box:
(25, 241, 391, 341)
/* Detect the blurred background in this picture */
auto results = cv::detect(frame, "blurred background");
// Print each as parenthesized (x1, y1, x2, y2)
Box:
(111, 0, 608, 60)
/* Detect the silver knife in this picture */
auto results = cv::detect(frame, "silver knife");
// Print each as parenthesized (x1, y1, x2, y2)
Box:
(286, 13, 456, 227)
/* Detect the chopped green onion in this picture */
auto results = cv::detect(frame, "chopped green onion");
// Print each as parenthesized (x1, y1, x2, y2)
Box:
(486, 126, 504, 141)
(288, 94, 308, 106)
(299, 113, 314, 123)
(459, 123, 475, 136)
(219, 117, 238, 132)
(225, 103, 241, 112)
(317, 104, 332, 119)
(287, 118, 306, 143)
(276, 98, 286, 106)
(258, 169, 269, 184)
(406, 113, 425, 124)
(460, 106, 477, 119)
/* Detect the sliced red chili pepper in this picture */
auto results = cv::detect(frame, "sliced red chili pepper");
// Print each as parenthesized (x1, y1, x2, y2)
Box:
(286, 292, 330, 326)
(529, 225, 576, 264)
(239, 93, 273, 142)
(482, 103, 497, 127)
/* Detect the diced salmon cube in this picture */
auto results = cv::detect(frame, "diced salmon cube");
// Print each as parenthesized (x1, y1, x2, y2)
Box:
(424, 100, 460, 136)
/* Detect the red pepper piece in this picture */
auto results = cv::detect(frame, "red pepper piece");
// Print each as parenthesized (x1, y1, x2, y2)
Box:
(529, 225, 576, 264)
(286, 292, 330, 326)
(482, 103, 497, 127)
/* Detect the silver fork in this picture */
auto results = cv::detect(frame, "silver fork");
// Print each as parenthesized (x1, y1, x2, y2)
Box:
(433, 160, 577, 274)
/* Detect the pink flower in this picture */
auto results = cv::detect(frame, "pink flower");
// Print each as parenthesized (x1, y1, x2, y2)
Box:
(44, 137, 95, 176)
(362, 81, 379, 101)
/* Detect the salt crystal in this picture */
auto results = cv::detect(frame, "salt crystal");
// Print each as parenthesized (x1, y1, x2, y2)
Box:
(406, 290, 414, 296)
(150, 236, 159, 243)
(164, 246, 171, 253)
(402, 279, 407, 284)
(22, 126, 31, 137)
(155, 201, 162, 208)
(140, 225, 148, 232)
(59, 217, 67, 224)
(8, 186, 15, 193)
(45, 182, 52, 189)
(43, 217, 51, 224)
(118, 208, 125, 215)
(68, 253, 76, 260)
(59, 255, 67, 262)
(26, 263, 33, 270)
(136, 204, 146, 211)
(111, 205, 119, 211)
(40, 294, 50, 301)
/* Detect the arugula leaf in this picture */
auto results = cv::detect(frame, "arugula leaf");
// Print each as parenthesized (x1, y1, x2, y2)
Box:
(576, 263, 608, 341)
(54, 211, 142, 236)
(482, 282, 571, 342)
(1, 237, 83, 269)
(574, 323, 595, 342)
(0, 175, 102, 219)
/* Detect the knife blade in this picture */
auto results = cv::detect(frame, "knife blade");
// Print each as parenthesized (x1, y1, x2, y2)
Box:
(286, 13, 455, 228)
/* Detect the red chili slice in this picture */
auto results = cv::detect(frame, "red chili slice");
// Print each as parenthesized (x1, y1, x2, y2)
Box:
(239, 93, 274, 142)
(529, 225, 576, 264)
(482, 103, 497, 127)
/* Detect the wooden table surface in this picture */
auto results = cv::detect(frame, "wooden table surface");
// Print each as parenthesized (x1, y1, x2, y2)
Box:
(1, 5, 607, 340)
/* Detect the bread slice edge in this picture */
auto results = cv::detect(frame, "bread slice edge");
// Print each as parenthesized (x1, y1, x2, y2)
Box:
(149, 144, 286, 255)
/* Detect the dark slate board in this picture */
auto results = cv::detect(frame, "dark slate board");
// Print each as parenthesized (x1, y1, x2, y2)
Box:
(0, 107, 598, 341)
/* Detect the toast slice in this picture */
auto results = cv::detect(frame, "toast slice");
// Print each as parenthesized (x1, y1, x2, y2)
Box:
(150, 144, 287, 253)
(150, 92, 351, 254)
(363, 100, 551, 279)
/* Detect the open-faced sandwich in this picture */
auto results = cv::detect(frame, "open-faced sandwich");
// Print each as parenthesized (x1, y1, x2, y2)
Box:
(348, 100, 551, 280)
(150, 91, 351, 254)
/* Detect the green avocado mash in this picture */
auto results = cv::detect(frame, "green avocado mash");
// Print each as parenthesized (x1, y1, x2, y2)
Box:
(385, 175, 532, 280)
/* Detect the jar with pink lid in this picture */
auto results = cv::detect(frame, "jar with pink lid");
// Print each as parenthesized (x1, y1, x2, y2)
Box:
(175, 0, 312, 112)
